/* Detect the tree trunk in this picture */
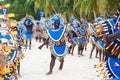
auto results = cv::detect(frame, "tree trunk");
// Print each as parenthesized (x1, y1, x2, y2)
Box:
(80, 9, 82, 20)
(93, 10, 97, 21)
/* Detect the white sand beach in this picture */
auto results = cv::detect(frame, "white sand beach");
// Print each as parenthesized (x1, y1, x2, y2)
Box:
(19, 40, 101, 80)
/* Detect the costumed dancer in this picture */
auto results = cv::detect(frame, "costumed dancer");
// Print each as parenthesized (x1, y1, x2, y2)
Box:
(38, 14, 67, 75)
(40, 18, 49, 48)
(94, 7, 120, 80)
(23, 15, 34, 50)
(77, 22, 87, 56)
(67, 18, 79, 55)
(90, 18, 105, 61)
(35, 21, 41, 42)
(80, 18, 88, 50)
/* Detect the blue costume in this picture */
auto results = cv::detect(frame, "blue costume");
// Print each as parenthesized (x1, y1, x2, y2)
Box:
(39, 14, 67, 75)
(94, 13, 120, 80)
(24, 18, 34, 40)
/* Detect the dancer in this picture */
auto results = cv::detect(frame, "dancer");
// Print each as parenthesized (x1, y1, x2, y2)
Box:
(94, 7, 120, 79)
(39, 14, 67, 75)
(77, 22, 87, 56)
(23, 15, 34, 50)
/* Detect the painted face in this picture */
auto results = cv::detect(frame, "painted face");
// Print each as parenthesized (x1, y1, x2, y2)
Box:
(54, 20, 60, 28)
(81, 23, 84, 28)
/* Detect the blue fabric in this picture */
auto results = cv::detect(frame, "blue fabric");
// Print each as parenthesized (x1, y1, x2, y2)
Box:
(117, 16, 120, 23)
(47, 26, 65, 41)
(96, 17, 103, 22)
(97, 40, 105, 49)
(70, 17, 75, 23)
(107, 18, 120, 41)
(53, 44, 66, 56)
(107, 19, 115, 29)
(72, 37, 79, 43)
(0, 34, 12, 40)
(25, 34, 33, 40)
(78, 27, 86, 36)
(4, 77, 11, 80)
(22, 28, 26, 36)
(108, 57, 120, 78)
(83, 20, 88, 28)
(92, 37, 98, 43)
(80, 37, 86, 44)
(24, 19, 34, 34)
(107, 78, 120, 80)
(114, 28, 120, 41)
(72, 26, 78, 32)
(7, 50, 17, 62)
(91, 27, 96, 34)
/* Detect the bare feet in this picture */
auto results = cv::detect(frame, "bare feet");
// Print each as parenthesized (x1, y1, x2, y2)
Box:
(18, 73, 21, 77)
(81, 54, 84, 56)
(46, 71, 52, 75)
(78, 54, 80, 57)
(71, 54, 74, 56)
(95, 56, 99, 58)
(59, 68, 62, 71)
(89, 56, 92, 59)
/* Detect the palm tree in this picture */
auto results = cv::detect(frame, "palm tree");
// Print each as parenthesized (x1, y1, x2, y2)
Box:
(73, 0, 107, 20)
(106, 0, 120, 16)
(27, 0, 58, 17)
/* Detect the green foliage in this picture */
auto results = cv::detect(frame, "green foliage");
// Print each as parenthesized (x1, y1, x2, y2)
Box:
(0, 0, 36, 21)
(0, 0, 120, 21)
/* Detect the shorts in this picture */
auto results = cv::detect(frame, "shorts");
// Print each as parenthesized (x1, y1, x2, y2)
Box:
(78, 44, 84, 51)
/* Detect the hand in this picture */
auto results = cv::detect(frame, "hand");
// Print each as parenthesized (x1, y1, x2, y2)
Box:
(80, 36, 85, 38)
(38, 45, 42, 50)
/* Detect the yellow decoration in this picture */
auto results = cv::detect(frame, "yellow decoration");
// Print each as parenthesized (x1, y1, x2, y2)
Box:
(11, 22, 17, 27)
(0, 68, 10, 75)
(8, 13, 15, 18)
(11, 31, 18, 37)
(118, 52, 120, 58)
(0, 4, 10, 9)
(0, 77, 4, 80)
(4, 4, 10, 8)
(4, 47, 12, 54)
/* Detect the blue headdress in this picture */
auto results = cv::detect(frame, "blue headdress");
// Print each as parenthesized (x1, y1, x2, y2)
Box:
(50, 14, 64, 26)
(70, 17, 75, 23)
(44, 19, 52, 29)
(96, 17, 103, 22)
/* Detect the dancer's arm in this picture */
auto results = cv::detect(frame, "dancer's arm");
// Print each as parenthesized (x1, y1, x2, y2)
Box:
(38, 38, 49, 49)
(104, 31, 120, 44)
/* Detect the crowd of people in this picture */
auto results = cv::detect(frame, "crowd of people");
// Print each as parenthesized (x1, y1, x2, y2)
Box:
(0, 3, 120, 80)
